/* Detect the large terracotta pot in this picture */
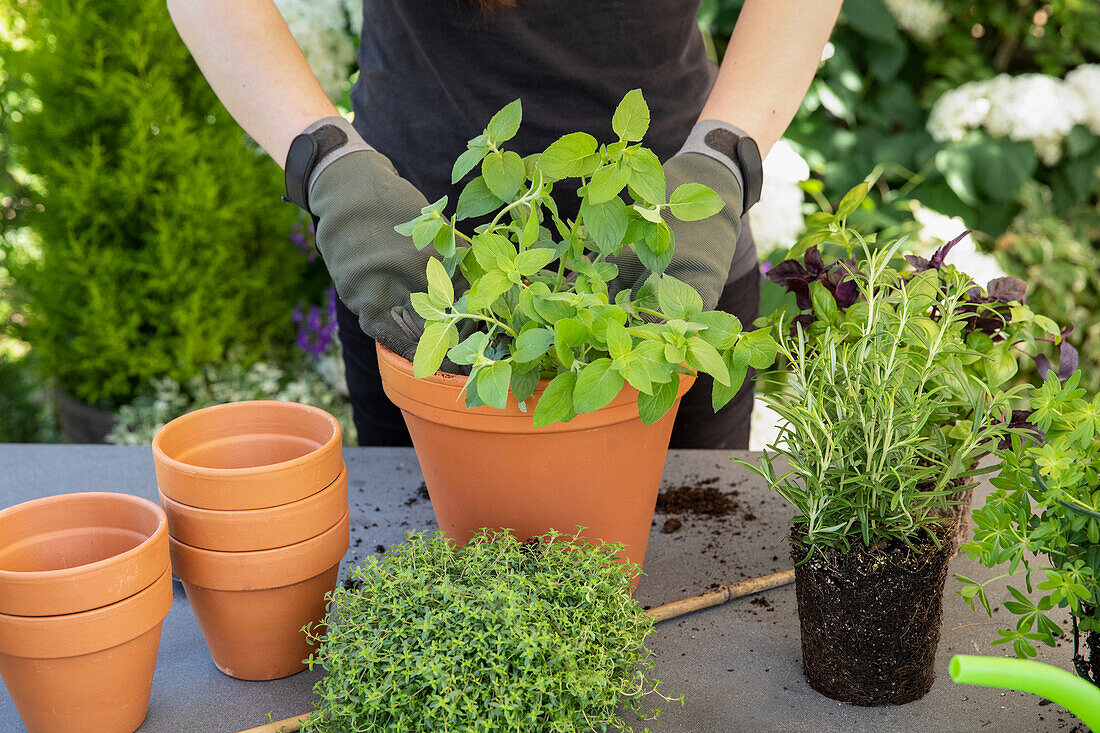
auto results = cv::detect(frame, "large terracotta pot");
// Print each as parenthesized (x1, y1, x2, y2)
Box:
(168, 512, 349, 680)
(152, 400, 343, 511)
(376, 343, 694, 570)
(0, 492, 168, 616)
(0, 567, 173, 733)
(159, 464, 348, 551)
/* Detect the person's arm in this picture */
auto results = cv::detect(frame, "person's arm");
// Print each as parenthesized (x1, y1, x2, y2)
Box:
(699, 0, 844, 156)
(165, 0, 337, 164)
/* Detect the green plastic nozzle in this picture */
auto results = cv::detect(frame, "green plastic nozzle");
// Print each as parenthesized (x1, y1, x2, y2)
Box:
(950, 654, 1100, 731)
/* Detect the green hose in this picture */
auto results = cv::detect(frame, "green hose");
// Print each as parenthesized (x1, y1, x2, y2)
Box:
(950, 654, 1100, 731)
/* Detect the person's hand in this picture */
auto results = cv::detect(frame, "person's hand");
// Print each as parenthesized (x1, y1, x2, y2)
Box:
(611, 120, 762, 310)
(284, 116, 436, 363)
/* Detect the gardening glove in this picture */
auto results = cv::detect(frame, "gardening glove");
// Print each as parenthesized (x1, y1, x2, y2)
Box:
(611, 120, 763, 310)
(283, 115, 436, 363)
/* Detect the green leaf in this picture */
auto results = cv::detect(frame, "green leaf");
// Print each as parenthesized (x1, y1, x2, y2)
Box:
(624, 147, 666, 204)
(448, 331, 489, 365)
(973, 139, 1037, 202)
(580, 197, 629, 254)
(410, 292, 446, 321)
(587, 161, 631, 204)
(935, 146, 979, 207)
(612, 89, 650, 142)
(694, 310, 742, 349)
(810, 281, 838, 323)
(836, 182, 870, 219)
(573, 358, 625, 413)
(657, 275, 703, 320)
(486, 99, 522, 144)
(452, 145, 488, 184)
(413, 321, 458, 378)
(667, 183, 724, 221)
(510, 365, 541, 406)
(685, 338, 730, 386)
(537, 132, 600, 179)
(464, 365, 486, 408)
(426, 257, 454, 306)
(472, 232, 517, 271)
(468, 269, 513, 311)
(604, 320, 632, 359)
(513, 327, 554, 362)
(739, 328, 778, 369)
(519, 212, 540, 248)
(456, 177, 505, 220)
(481, 150, 526, 202)
(478, 360, 512, 409)
(554, 318, 587, 365)
(841, 0, 899, 43)
(514, 248, 557, 277)
(532, 371, 577, 428)
(712, 348, 749, 411)
(638, 377, 679, 425)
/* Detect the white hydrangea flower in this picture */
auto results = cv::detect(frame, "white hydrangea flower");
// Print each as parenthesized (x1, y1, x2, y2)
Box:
(1066, 64, 1100, 136)
(749, 140, 811, 257)
(273, 0, 358, 101)
(883, 0, 948, 43)
(926, 79, 995, 143)
(908, 201, 1005, 286)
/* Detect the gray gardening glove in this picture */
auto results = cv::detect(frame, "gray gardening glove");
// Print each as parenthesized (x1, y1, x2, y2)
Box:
(611, 120, 762, 310)
(283, 116, 435, 363)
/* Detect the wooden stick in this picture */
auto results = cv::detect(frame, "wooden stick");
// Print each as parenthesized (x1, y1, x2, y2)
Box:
(236, 568, 795, 733)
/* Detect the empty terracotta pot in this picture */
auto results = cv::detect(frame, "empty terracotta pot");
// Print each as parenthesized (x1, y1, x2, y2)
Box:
(376, 343, 693, 571)
(152, 400, 343, 511)
(169, 511, 349, 680)
(159, 463, 348, 551)
(0, 492, 168, 616)
(0, 567, 172, 733)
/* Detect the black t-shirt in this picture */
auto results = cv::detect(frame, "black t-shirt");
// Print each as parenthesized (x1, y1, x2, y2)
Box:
(350, 0, 756, 281)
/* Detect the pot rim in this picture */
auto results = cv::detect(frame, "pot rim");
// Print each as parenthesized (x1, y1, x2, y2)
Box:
(159, 462, 347, 517)
(169, 511, 350, 590)
(151, 400, 341, 479)
(0, 492, 168, 611)
(0, 566, 173, 659)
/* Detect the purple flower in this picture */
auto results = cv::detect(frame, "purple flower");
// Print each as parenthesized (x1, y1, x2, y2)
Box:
(293, 291, 339, 359)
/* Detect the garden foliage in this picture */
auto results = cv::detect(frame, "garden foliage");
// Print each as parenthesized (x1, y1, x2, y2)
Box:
(396, 92, 776, 427)
(2, 0, 305, 407)
(303, 529, 674, 732)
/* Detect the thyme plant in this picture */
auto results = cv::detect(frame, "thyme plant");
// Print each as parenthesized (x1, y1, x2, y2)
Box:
(303, 529, 676, 732)
(741, 240, 1021, 552)
(395, 92, 776, 427)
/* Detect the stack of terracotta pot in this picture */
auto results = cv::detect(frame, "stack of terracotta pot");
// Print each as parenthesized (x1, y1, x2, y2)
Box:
(152, 400, 349, 681)
(0, 492, 171, 733)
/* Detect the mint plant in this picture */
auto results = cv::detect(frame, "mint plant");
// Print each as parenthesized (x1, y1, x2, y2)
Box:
(302, 529, 677, 732)
(960, 371, 1100, 666)
(394, 91, 776, 427)
(741, 239, 1024, 552)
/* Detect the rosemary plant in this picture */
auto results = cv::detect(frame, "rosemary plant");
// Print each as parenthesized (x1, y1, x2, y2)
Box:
(741, 240, 1020, 552)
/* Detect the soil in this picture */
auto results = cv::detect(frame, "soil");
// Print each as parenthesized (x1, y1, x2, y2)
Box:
(655, 476, 756, 522)
(792, 522, 955, 706)
(662, 518, 683, 534)
(1080, 629, 1100, 685)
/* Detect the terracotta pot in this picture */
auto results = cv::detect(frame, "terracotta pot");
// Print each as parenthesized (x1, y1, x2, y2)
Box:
(169, 511, 349, 680)
(159, 464, 348, 551)
(0, 492, 168, 616)
(376, 343, 693, 570)
(152, 400, 343, 511)
(0, 567, 172, 733)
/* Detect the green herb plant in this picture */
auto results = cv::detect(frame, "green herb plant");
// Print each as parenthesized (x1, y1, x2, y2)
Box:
(741, 239, 1021, 553)
(960, 370, 1100, 664)
(303, 529, 677, 732)
(394, 91, 776, 427)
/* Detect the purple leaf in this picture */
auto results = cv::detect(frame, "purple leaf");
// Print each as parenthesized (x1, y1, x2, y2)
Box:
(766, 259, 809, 288)
(986, 277, 1027, 304)
(804, 246, 825, 276)
(1059, 326, 1079, 380)
(929, 230, 970, 269)
(905, 254, 932, 272)
(788, 278, 812, 311)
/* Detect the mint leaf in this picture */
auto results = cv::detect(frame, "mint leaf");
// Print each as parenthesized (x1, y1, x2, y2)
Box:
(413, 321, 458, 378)
(739, 328, 779, 369)
(638, 377, 679, 425)
(514, 247, 557, 277)
(426, 257, 454, 306)
(694, 310, 742, 350)
(612, 89, 650, 142)
(410, 292, 446, 321)
(668, 183, 724, 221)
(587, 161, 630, 204)
(456, 177, 505, 220)
(486, 99, 522, 144)
(471, 232, 517, 271)
(538, 132, 600, 179)
(513, 327, 554, 362)
(533, 371, 577, 427)
(624, 147, 665, 204)
(554, 318, 587, 365)
(449, 331, 489, 366)
(482, 150, 525, 202)
(657, 275, 703, 320)
(604, 320, 632, 360)
(712, 344, 750, 412)
(452, 145, 488, 184)
(510, 365, 541, 405)
(580, 197, 629, 254)
(685, 338, 730, 386)
(573, 358, 625, 413)
(478, 360, 512, 409)
(467, 269, 513, 311)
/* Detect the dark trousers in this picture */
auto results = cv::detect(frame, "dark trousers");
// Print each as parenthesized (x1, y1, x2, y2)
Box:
(335, 269, 760, 449)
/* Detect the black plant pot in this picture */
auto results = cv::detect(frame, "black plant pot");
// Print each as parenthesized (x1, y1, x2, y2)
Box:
(791, 523, 955, 706)
(55, 390, 116, 444)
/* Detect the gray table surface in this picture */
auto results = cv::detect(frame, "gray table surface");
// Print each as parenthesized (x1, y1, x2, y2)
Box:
(0, 445, 1084, 732)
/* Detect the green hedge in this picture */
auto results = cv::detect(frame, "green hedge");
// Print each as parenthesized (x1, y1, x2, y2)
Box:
(3, 0, 304, 407)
